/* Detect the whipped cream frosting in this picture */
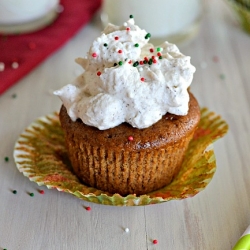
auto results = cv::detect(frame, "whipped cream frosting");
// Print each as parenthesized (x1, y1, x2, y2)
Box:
(54, 18, 196, 130)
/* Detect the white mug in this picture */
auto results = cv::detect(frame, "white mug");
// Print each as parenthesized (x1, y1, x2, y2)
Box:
(101, 0, 203, 44)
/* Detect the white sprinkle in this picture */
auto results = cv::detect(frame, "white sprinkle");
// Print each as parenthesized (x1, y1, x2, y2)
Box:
(12, 62, 19, 69)
(139, 67, 143, 72)
(123, 22, 128, 27)
(0, 62, 5, 71)
(56, 4, 64, 13)
(125, 228, 130, 233)
(200, 61, 207, 69)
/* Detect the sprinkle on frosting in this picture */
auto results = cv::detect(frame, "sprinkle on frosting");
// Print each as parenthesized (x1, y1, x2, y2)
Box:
(128, 136, 134, 141)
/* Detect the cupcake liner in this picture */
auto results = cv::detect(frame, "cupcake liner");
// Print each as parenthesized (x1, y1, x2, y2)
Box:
(227, 0, 250, 34)
(13, 108, 228, 206)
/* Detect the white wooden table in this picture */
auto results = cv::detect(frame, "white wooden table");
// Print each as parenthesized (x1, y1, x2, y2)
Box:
(1, 1, 250, 249)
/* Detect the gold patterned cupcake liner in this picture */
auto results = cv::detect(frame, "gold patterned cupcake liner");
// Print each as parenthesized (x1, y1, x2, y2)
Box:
(13, 108, 228, 206)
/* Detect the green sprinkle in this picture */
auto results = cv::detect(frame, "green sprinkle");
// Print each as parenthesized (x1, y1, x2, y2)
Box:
(103, 43, 108, 47)
(118, 61, 123, 66)
(148, 59, 153, 65)
(143, 60, 147, 64)
(219, 74, 225, 80)
(133, 61, 139, 67)
(12, 190, 17, 194)
(4, 156, 9, 162)
(134, 43, 139, 47)
(129, 14, 134, 18)
(145, 33, 151, 39)
(12, 93, 17, 98)
(159, 56, 163, 59)
(157, 47, 161, 52)
(114, 63, 117, 66)
(29, 193, 34, 197)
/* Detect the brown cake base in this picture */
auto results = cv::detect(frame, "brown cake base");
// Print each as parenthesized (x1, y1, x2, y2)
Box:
(59, 93, 200, 196)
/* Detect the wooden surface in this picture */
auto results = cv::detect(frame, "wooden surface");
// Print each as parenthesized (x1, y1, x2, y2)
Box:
(1, 1, 250, 249)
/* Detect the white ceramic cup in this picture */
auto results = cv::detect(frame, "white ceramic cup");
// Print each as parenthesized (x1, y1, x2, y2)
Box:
(0, 0, 60, 34)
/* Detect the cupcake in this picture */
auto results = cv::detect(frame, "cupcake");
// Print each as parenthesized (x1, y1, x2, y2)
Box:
(54, 16, 200, 196)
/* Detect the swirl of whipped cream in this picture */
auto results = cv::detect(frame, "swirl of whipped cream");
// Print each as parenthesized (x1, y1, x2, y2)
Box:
(54, 18, 196, 130)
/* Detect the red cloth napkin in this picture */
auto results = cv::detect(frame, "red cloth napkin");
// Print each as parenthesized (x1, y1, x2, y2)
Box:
(0, 0, 102, 95)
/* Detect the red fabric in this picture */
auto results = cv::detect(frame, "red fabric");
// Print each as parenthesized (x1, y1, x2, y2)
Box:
(0, 0, 102, 95)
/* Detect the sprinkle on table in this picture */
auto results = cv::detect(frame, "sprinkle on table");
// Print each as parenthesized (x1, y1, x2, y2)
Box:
(153, 239, 158, 244)
(97, 71, 102, 76)
(29, 192, 34, 197)
(39, 190, 45, 194)
(213, 56, 219, 62)
(12, 190, 17, 194)
(219, 74, 225, 80)
(12, 93, 17, 98)
(86, 206, 91, 211)
(12, 62, 19, 69)
(0, 62, 5, 71)
(125, 228, 130, 233)
(129, 14, 134, 18)
(4, 156, 9, 162)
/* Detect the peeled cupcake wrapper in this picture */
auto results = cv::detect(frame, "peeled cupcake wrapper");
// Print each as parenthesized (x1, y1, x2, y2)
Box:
(13, 108, 228, 206)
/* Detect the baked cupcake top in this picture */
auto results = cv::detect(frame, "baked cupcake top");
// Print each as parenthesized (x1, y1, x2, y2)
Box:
(54, 16, 196, 130)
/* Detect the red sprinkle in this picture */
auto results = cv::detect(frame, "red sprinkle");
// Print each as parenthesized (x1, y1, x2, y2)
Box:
(115, 36, 119, 40)
(39, 190, 45, 194)
(141, 77, 145, 81)
(149, 48, 154, 53)
(213, 56, 219, 62)
(86, 206, 91, 211)
(128, 136, 134, 141)
(153, 59, 157, 63)
(126, 27, 130, 31)
(152, 56, 155, 59)
(139, 61, 144, 65)
(118, 49, 122, 53)
(128, 60, 132, 64)
(157, 52, 162, 57)
(97, 71, 102, 76)
(153, 239, 158, 244)
(92, 53, 97, 58)
(144, 57, 148, 62)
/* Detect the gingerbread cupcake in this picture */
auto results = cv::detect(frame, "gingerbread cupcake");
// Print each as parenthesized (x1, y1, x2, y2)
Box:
(54, 16, 200, 195)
